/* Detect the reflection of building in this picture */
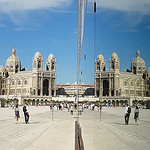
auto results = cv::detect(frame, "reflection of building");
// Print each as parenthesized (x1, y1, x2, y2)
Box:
(0, 49, 56, 103)
(95, 49, 150, 98)
(57, 82, 94, 97)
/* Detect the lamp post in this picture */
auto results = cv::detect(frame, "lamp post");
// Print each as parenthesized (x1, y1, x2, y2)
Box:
(100, 97, 102, 122)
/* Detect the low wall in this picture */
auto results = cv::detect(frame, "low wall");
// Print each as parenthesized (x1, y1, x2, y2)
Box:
(1, 95, 150, 106)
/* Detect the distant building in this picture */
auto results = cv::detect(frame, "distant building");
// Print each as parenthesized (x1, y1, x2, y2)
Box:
(95, 49, 150, 98)
(0, 48, 56, 104)
(57, 82, 94, 97)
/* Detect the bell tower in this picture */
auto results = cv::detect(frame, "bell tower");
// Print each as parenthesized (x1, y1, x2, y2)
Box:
(32, 51, 43, 70)
(109, 52, 120, 72)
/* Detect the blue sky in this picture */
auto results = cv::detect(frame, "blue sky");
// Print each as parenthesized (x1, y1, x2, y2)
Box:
(0, 0, 150, 85)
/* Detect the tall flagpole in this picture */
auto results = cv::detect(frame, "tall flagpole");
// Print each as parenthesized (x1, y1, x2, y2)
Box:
(77, 0, 87, 124)
(77, 0, 81, 124)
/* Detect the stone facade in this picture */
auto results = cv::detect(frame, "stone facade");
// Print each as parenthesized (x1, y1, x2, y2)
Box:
(0, 49, 56, 99)
(95, 50, 150, 98)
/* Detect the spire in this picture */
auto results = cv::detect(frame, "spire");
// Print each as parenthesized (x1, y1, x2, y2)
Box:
(12, 48, 16, 56)
(136, 49, 140, 57)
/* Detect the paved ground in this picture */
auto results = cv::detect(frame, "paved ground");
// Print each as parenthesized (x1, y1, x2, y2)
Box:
(80, 107, 150, 150)
(0, 106, 150, 150)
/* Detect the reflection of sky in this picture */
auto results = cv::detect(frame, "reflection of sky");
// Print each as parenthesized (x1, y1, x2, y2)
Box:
(0, 0, 150, 85)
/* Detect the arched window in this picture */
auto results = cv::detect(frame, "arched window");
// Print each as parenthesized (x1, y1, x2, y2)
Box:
(34, 63, 36, 68)
(11, 80, 15, 85)
(43, 79, 49, 96)
(112, 63, 114, 69)
(24, 80, 27, 85)
(116, 63, 119, 69)
(34, 89, 36, 95)
(97, 63, 100, 70)
(51, 62, 54, 70)
(18, 80, 21, 85)
(130, 81, 134, 86)
(38, 61, 41, 68)
(124, 80, 128, 86)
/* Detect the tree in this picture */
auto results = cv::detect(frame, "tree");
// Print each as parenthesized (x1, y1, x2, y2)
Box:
(124, 100, 128, 105)
(0, 98, 5, 107)
(116, 100, 120, 106)
(103, 100, 107, 106)
(28, 99, 32, 105)
(5, 99, 9, 107)
(120, 100, 124, 106)
(23, 99, 27, 104)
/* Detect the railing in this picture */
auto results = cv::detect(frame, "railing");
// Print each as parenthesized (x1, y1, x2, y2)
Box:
(75, 121, 84, 150)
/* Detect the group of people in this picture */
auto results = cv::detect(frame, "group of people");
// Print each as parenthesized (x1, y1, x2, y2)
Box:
(14, 102, 140, 125)
(124, 104, 139, 125)
(14, 103, 29, 124)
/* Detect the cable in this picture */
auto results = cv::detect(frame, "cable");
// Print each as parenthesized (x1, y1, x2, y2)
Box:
(94, 1, 97, 150)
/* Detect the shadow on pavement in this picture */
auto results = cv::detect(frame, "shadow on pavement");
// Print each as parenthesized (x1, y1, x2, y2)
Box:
(113, 122, 134, 126)
(19, 122, 41, 124)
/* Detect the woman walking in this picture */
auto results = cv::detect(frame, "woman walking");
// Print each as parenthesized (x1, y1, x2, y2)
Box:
(15, 103, 20, 124)
(134, 106, 139, 125)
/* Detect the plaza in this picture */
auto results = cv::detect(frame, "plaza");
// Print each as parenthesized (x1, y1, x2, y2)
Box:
(0, 105, 150, 150)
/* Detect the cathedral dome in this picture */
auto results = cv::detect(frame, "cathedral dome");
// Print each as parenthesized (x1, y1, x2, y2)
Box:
(5, 48, 21, 71)
(97, 54, 104, 62)
(48, 53, 55, 61)
(131, 50, 146, 68)
(111, 52, 118, 59)
(0, 65, 5, 72)
(132, 57, 146, 67)
(34, 51, 41, 59)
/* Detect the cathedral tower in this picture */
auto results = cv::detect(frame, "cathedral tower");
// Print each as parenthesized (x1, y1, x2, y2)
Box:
(109, 52, 120, 72)
(46, 53, 56, 72)
(95, 53, 106, 72)
(32, 51, 43, 70)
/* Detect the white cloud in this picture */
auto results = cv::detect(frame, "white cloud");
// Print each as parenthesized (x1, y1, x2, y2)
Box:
(89, 0, 150, 14)
(88, 0, 150, 29)
(0, 0, 73, 25)
(115, 28, 138, 32)
(0, 0, 72, 12)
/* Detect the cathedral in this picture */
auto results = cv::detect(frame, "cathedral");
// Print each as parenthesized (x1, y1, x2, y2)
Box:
(0, 48, 56, 103)
(95, 49, 150, 99)
(1, 48, 150, 105)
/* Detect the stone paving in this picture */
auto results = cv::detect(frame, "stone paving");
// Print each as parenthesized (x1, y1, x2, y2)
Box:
(80, 107, 150, 150)
(0, 106, 150, 150)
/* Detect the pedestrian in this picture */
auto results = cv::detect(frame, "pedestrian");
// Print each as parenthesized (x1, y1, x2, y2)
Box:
(97, 104, 100, 112)
(23, 103, 29, 124)
(14, 103, 20, 124)
(74, 103, 77, 112)
(50, 104, 52, 111)
(70, 104, 73, 115)
(124, 104, 131, 125)
(134, 106, 139, 125)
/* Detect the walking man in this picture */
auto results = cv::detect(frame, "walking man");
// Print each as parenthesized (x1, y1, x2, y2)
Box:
(124, 104, 131, 125)
(23, 103, 29, 124)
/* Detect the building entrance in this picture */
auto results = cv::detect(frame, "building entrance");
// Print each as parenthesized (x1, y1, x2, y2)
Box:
(43, 79, 49, 96)
(103, 80, 109, 96)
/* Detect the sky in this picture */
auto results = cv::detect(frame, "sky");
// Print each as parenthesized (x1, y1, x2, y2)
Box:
(0, 0, 150, 85)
